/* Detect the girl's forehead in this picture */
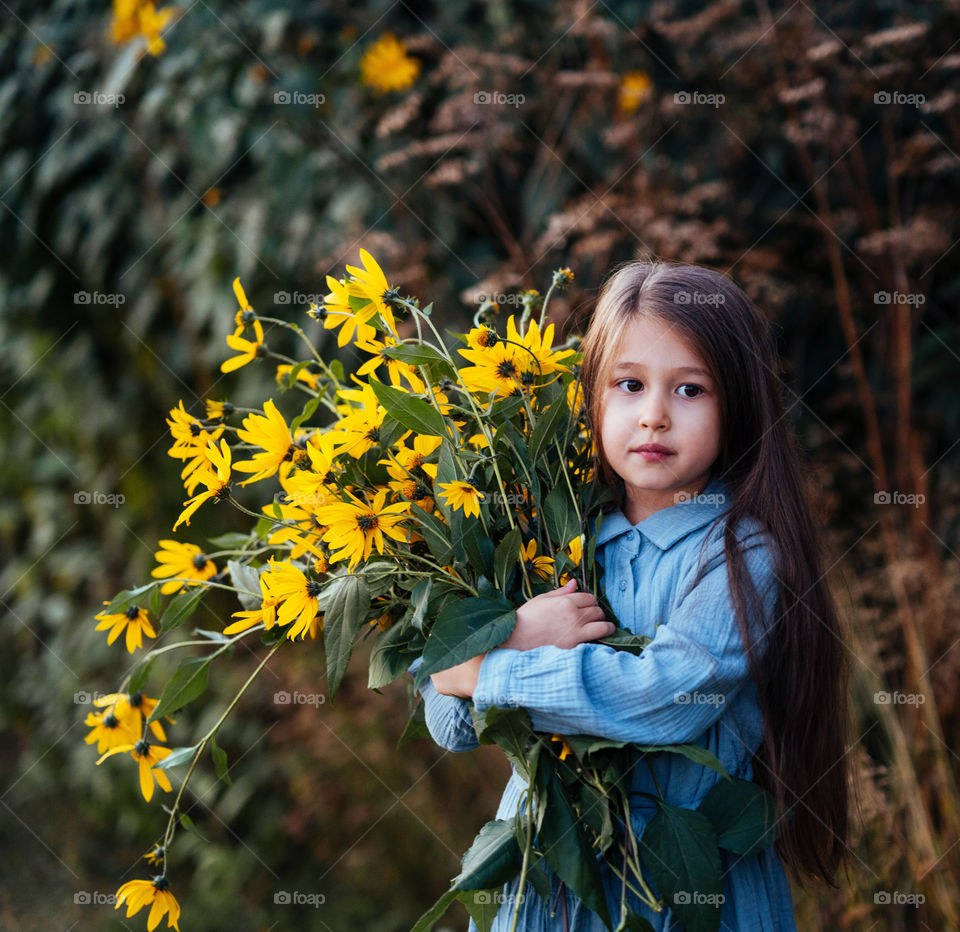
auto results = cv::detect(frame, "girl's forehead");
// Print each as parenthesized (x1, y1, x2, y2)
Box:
(610, 315, 708, 369)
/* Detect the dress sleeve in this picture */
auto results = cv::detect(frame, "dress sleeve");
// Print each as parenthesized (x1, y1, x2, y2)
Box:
(472, 536, 778, 745)
(408, 656, 481, 752)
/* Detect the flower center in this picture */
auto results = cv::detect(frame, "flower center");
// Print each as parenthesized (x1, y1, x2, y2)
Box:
(306, 580, 324, 598)
(357, 514, 379, 532)
(496, 360, 518, 379)
(192, 553, 208, 570)
(125, 604, 141, 620)
(134, 739, 150, 756)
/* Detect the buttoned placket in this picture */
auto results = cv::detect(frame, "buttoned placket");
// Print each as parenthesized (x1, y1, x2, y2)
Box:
(610, 528, 641, 630)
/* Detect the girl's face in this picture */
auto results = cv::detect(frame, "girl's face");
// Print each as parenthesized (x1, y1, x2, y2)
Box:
(599, 313, 722, 523)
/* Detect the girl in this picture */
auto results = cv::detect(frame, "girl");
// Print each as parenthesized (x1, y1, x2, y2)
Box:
(416, 260, 853, 930)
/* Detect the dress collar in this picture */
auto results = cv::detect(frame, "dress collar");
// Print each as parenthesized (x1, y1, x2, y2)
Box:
(594, 475, 731, 551)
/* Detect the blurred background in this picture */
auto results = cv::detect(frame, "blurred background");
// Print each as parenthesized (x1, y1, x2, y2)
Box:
(1, 1, 959, 929)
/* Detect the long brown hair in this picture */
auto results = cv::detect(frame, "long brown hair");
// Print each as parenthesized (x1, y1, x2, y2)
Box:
(578, 259, 855, 887)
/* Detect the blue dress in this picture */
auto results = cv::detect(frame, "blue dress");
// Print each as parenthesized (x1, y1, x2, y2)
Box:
(412, 475, 798, 930)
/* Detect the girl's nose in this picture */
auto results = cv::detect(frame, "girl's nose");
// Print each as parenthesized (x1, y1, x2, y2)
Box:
(638, 401, 669, 430)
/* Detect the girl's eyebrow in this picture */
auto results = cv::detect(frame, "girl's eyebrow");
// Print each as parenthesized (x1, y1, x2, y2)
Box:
(613, 362, 711, 378)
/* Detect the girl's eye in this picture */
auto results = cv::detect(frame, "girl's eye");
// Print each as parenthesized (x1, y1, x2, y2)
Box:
(678, 384, 704, 399)
(617, 379, 643, 394)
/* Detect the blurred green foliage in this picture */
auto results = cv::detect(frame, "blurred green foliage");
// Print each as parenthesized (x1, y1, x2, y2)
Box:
(2, 0, 959, 929)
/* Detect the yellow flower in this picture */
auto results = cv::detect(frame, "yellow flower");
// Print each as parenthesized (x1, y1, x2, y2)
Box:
(619, 71, 653, 113)
(322, 275, 379, 348)
(379, 433, 441, 482)
(111, 0, 174, 57)
(234, 399, 296, 485)
(84, 707, 139, 755)
(332, 380, 390, 459)
(115, 876, 181, 930)
(221, 318, 266, 372)
(276, 363, 319, 390)
(551, 734, 574, 761)
(437, 480, 485, 519)
(344, 249, 399, 335)
(360, 33, 421, 94)
(232, 276, 255, 331)
(262, 560, 324, 641)
(94, 691, 167, 743)
(522, 539, 555, 581)
(98, 738, 173, 802)
(318, 489, 410, 569)
(505, 315, 575, 378)
(355, 334, 424, 392)
(223, 570, 280, 636)
(204, 398, 234, 421)
(457, 339, 525, 397)
(173, 438, 232, 530)
(144, 844, 165, 867)
(465, 326, 500, 351)
(151, 540, 218, 594)
(94, 603, 157, 653)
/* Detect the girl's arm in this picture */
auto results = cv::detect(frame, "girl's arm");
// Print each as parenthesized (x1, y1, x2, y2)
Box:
(408, 656, 480, 752)
(469, 537, 779, 746)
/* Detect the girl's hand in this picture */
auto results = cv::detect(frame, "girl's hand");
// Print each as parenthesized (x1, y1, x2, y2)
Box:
(430, 655, 484, 699)
(502, 578, 614, 651)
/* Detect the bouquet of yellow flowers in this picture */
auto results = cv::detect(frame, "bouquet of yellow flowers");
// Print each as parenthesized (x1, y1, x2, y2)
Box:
(85, 253, 777, 932)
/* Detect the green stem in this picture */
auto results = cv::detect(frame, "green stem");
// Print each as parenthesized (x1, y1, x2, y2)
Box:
(509, 787, 535, 932)
(161, 640, 284, 871)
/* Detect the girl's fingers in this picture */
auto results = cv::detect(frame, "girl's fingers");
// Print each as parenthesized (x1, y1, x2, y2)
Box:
(582, 621, 617, 641)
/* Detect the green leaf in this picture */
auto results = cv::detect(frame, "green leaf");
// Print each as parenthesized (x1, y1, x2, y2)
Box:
(634, 744, 731, 781)
(128, 655, 155, 695)
(472, 707, 537, 780)
(323, 573, 371, 701)
(147, 657, 211, 722)
(290, 393, 322, 432)
(159, 588, 206, 635)
(616, 914, 657, 932)
(410, 504, 452, 563)
(417, 596, 516, 684)
(539, 771, 612, 928)
(369, 378, 446, 436)
(368, 621, 413, 689)
(493, 527, 522, 593)
(528, 393, 570, 464)
(382, 343, 450, 367)
(397, 701, 429, 748)
(409, 577, 432, 631)
(227, 560, 262, 610)
(462, 520, 495, 577)
(459, 890, 502, 932)
(154, 743, 200, 771)
(410, 887, 459, 932)
(696, 779, 779, 856)
(194, 628, 232, 643)
(211, 732, 232, 786)
(147, 585, 162, 619)
(453, 818, 523, 891)
(597, 629, 652, 655)
(638, 801, 723, 932)
(178, 812, 207, 840)
(542, 485, 579, 553)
